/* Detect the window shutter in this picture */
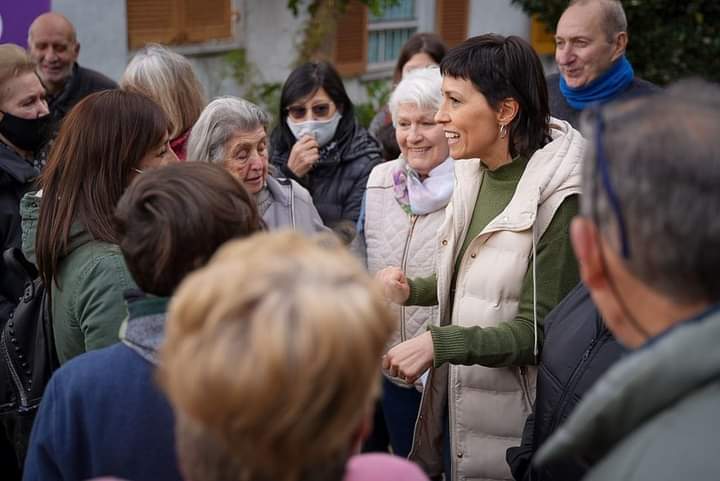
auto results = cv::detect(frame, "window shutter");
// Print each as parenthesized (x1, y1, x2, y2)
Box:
(183, 0, 232, 43)
(530, 16, 555, 55)
(334, 0, 368, 77)
(127, 0, 181, 49)
(436, 0, 468, 48)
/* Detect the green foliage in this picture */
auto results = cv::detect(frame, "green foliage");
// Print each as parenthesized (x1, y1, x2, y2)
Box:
(224, 49, 282, 128)
(511, 0, 720, 85)
(287, 0, 397, 17)
(289, 0, 400, 65)
(355, 79, 392, 128)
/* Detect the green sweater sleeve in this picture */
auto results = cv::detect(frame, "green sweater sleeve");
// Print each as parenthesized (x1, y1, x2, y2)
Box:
(431, 195, 580, 367)
(406, 273, 439, 306)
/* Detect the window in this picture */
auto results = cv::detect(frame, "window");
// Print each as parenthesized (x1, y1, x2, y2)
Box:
(127, 0, 232, 50)
(333, 0, 468, 78)
(367, 0, 417, 69)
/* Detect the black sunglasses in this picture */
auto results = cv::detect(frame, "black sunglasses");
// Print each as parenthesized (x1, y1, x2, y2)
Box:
(286, 103, 332, 121)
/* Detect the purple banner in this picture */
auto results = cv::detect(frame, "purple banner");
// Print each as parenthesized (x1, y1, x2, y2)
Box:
(0, 0, 51, 48)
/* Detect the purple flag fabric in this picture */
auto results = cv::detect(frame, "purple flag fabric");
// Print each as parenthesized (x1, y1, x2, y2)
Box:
(0, 1, 50, 48)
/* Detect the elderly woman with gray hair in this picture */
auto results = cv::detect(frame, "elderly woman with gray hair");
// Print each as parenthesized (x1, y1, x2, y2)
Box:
(187, 97, 326, 233)
(362, 67, 452, 457)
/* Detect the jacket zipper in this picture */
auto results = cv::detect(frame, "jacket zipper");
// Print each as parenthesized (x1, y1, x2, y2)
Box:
(399, 215, 418, 342)
(547, 329, 611, 434)
(1, 330, 29, 408)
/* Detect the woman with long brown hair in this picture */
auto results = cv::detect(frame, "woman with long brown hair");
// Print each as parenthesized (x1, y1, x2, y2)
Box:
(22, 89, 178, 364)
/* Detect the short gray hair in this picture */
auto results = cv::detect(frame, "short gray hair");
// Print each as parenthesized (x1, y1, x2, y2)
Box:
(187, 97, 269, 163)
(569, 0, 627, 41)
(388, 67, 443, 125)
(581, 78, 720, 303)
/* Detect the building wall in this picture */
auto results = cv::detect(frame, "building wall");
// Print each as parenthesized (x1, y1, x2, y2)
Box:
(49, 0, 536, 113)
(468, 0, 529, 39)
(52, 0, 128, 81)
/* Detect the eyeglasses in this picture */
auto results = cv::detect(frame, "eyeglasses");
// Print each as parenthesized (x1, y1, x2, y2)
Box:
(286, 103, 332, 121)
(591, 107, 631, 259)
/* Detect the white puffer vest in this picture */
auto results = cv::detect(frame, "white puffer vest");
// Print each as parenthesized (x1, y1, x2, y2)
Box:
(365, 159, 447, 386)
(409, 118, 585, 480)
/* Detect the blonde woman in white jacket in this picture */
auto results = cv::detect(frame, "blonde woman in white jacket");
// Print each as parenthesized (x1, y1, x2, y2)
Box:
(377, 35, 584, 481)
(363, 67, 452, 457)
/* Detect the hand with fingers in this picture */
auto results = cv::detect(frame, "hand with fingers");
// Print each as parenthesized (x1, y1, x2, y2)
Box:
(287, 134, 320, 177)
(375, 266, 411, 305)
(383, 331, 434, 383)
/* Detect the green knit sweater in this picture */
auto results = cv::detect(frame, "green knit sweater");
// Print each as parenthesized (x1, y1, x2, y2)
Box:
(406, 157, 579, 367)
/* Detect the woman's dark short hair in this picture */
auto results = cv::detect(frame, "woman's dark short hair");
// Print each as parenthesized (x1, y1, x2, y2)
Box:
(440, 34, 550, 159)
(115, 163, 262, 296)
(274, 61, 355, 150)
(393, 32, 447, 83)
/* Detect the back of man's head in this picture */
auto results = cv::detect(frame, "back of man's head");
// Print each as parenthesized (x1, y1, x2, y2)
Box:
(115, 162, 262, 296)
(581, 78, 720, 304)
(158, 231, 395, 481)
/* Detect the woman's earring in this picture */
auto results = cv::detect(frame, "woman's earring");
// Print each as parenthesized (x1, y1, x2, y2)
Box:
(499, 123, 508, 139)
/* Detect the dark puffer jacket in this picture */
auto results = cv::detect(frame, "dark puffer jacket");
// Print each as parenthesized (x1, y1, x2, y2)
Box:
(0, 143, 38, 322)
(506, 283, 627, 481)
(270, 118, 382, 230)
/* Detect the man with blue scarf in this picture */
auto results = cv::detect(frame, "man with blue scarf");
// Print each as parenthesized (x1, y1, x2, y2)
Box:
(548, 0, 657, 127)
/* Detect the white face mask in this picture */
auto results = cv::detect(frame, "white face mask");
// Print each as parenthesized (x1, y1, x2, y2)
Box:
(286, 111, 342, 147)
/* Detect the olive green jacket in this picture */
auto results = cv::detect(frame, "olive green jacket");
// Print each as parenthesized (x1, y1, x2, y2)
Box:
(21, 193, 136, 364)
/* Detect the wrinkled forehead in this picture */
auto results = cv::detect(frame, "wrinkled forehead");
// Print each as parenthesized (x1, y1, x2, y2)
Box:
(30, 18, 77, 46)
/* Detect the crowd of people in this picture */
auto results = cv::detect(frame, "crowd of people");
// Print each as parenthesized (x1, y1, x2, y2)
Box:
(1, 1, 719, 481)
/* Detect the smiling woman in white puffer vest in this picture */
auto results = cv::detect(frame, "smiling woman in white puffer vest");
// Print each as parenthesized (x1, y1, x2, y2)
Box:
(377, 35, 585, 481)
(362, 67, 452, 458)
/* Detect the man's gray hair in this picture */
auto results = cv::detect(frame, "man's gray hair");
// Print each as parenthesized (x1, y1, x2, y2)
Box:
(187, 96, 269, 163)
(388, 67, 443, 125)
(580, 78, 720, 304)
(569, 0, 627, 41)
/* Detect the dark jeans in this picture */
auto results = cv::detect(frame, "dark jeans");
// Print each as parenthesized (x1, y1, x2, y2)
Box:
(381, 376, 423, 457)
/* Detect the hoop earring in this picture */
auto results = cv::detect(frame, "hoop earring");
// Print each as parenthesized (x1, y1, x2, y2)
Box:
(499, 123, 508, 139)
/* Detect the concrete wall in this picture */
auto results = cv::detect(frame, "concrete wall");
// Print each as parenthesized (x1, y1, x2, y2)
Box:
(468, 0, 529, 39)
(49, 0, 536, 111)
(52, 0, 128, 82)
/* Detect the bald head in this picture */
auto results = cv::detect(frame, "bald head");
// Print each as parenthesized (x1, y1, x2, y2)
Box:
(567, 0, 627, 42)
(28, 12, 79, 93)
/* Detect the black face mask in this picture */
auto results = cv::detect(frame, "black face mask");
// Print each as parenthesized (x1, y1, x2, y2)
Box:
(0, 111, 51, 152)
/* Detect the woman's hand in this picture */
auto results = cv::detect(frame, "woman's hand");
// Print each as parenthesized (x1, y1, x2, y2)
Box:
(287, 134, 319, 177)
(375, 266, 410, 304)
(383, 331, 434, 383)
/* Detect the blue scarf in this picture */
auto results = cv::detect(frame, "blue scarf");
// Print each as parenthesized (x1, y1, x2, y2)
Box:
(559, 56, 634, 110)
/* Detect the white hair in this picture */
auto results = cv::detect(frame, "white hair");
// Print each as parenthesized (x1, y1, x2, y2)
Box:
(187, 96, 269, 163)
(388, 67, 443, 125)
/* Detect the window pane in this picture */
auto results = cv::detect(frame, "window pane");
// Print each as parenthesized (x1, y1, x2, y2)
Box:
(369, 0, 415, 22)
(368, 27, 416, 64)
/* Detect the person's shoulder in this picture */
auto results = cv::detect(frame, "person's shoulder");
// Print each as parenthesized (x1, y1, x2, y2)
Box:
(629, 77, 661, 95)
(588, 382, 720, 481)
(52, 343, 138, 389)
(76, 64, 118, 91)
(344, 453, 429, 481)
(345, 124, 382, 161)
(368, 158, 398, 186)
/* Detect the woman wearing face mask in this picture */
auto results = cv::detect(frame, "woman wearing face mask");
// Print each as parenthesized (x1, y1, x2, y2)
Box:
(0, 44, 50, 323)
(269, 62, 382, 233)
